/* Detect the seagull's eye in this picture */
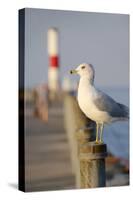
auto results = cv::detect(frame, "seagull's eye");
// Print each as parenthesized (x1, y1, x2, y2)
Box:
(81, 66, 85, 69)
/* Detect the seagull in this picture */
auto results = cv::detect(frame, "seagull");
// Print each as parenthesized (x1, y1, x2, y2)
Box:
(70, 63, 129, 143)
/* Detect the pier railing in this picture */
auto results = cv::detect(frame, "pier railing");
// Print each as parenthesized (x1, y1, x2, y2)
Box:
(63, 93, 107, 188)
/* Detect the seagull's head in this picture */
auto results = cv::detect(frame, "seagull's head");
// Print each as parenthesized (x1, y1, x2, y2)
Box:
(70, 63, 95, 83)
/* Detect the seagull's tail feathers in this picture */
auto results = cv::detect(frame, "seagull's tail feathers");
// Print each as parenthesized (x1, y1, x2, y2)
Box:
(118, 103, 129, 119)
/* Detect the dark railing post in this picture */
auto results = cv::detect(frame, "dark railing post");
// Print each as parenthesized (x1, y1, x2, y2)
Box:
(79, 141, 107, 188)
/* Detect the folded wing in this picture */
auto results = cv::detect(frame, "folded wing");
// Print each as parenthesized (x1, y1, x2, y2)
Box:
(94, 90, 129, 119)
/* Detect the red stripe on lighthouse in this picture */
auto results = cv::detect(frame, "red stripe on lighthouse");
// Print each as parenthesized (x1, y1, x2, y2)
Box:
(49, 56, 59, 68)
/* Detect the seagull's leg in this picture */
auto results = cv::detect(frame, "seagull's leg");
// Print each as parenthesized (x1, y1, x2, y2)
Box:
(99, 123, 104, 143)
(95, 122, 99, 143)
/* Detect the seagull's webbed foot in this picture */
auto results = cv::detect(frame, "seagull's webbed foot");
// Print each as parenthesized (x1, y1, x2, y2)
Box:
(99, 140, 104, 144)
(95, 140, 99, 144)
(95, 140, 103, 144)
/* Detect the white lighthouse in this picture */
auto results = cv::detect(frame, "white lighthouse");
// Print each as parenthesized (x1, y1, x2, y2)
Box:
(47, 28, 60, 100)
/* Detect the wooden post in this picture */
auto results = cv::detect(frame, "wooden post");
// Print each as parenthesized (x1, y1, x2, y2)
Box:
(79, 141, 107, 188)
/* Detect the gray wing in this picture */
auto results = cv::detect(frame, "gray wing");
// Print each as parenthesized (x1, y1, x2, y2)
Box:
(94, 90, 129, 118)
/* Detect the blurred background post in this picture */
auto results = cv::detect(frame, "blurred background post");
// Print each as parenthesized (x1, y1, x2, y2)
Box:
(47, 27, 61, 102)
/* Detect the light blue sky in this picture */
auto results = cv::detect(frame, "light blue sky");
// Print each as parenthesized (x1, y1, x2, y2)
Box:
(24, 8, 129, 89)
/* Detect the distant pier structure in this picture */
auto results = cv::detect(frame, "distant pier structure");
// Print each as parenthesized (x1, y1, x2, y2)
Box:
(47, 27, 60, 101)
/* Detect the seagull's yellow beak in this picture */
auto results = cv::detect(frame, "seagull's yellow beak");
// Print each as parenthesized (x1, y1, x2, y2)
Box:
(70, 69, 78, 74)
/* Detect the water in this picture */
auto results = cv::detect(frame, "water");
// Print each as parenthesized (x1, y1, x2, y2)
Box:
(101, 87, 129, 161)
